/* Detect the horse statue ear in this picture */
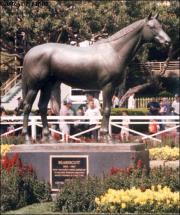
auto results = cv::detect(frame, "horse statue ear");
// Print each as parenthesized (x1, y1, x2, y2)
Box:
(154, 13, 159, 19)
(147, 12, 152, 20)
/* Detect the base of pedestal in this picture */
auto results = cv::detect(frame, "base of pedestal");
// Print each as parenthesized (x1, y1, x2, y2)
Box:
(8, 143, 149, 190)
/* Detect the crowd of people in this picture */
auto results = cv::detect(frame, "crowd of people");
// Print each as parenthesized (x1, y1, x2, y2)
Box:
(147, 94, 180, 133)
(58, 94, 101, 141)
(0, 93, 179, 141)
(0, 94, 102, 141)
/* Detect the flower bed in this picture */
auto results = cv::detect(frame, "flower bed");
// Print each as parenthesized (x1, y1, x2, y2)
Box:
(149, 146, 179, 161)
(95, 186, 179, 213)
(53, 163, 179, 213)
(1, 153, 51, 212)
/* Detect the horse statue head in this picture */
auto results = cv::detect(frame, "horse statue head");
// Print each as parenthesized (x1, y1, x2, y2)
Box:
(142, 12, 171, 46)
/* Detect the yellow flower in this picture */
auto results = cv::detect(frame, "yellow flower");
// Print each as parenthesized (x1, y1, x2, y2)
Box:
(149, 146, 179, 161)
(121, 203, 126, 208)
(1, 144, 13, 156)
(109, 206, 115, 212)
(95, 197, 100, 205)
(151, 185, 155, 191)
(166, 200, 170, 204)
(157, 185, 162, 190)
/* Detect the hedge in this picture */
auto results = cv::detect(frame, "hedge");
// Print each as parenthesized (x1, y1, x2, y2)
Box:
(111, 108, 148, 133)
(53, 165, 179, 213)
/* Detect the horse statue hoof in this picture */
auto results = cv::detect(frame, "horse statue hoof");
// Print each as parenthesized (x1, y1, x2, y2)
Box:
(99, 127, 113, 143)
(42, 135, 56, 144)
(100, 127, 108, 135)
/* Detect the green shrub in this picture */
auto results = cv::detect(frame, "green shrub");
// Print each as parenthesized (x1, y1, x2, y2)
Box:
(1, 154, 51, 212)
(1, 136, 24, 145)
(158, 91, 173, 97)
(53, 166, 179, 213)
(53, 177, 104, 213)
(111, 108, 148, 116)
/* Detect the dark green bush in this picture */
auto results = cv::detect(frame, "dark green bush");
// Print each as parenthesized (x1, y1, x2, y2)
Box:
(158, 91, 173, 97)
(1, 154, 51, 212)
(106, 166, 180, 192)
(53, 166, 179, 213)
(111, 108, 148, 116)
(53, 177, 104, 213)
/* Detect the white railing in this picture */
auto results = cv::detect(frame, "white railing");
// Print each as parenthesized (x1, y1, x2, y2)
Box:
(0, 73, 21, 96)
(0, 115, 179, 143)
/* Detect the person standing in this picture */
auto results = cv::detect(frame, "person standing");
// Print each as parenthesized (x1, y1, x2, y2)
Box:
(85, 100, 101, 141)
(159, 100, 168, 130)
(112, 95, 119, 108)
(86, 94, 101, 110)
(162, 97, 171, 115)
(59, 98, 75, 137)
(147, 98, 160, 134)
(128, 94, 136, 109)
(120, 111, 130, 142)
(171, 94, 180, 132)
(171, 94, 180, 116)
(147, 98, 160, 115)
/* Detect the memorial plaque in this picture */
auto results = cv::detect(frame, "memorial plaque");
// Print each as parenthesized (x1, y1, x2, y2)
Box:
(50, 155, 88, 191)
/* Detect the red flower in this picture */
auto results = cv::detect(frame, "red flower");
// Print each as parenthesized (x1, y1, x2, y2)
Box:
(110, 167, 120, 175)
(28, 164, 33, 173)
(1, 154, 34, 176)
(11, 153, 19, 166)
(136, 159, 143, 169)
(16, 158, 23, 168)
(1, 154, 9, 169)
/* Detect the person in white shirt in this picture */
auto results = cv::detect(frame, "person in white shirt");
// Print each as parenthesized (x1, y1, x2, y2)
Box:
(172, 94, 180, 115)
(112, 95, 119, 108)
(128, 94, 136, 109)
(120, 111, 130, 142)
(171, 94, 180, 132)
(86, 94, 101, 110)
(85, 100, 101, 141)
(59, 98, 75, 135)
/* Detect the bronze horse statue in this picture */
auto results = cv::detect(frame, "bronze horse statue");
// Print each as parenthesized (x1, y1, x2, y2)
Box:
(21, 13, 171, 142)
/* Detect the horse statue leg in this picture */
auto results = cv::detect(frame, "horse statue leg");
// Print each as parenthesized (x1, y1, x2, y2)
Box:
(38, 85, 53, 142)
(100, 83, 114, 142)
(50, 82, 61, 141)
(22, 88, 39, 144)
(50, 81, 61, 115)
(38, 81, 61, 143)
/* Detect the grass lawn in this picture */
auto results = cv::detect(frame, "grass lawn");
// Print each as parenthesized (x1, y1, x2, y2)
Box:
(3, 202, 56, 214)
(2, 202, 98, 214)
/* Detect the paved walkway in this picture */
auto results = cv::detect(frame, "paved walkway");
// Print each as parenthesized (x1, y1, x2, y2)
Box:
(150, 160, 179, 168)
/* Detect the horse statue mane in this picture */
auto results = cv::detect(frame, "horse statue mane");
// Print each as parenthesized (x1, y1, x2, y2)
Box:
(95, 19, 145, 44)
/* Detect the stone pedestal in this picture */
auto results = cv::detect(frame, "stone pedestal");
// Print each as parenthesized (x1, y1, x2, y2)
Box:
(8, 143, 149, 191)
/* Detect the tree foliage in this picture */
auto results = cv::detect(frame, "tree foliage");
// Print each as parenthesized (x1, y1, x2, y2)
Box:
(0, 0, 179, 58)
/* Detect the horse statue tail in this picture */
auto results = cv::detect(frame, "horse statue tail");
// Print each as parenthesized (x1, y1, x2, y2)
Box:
(16, 75, 28, 113)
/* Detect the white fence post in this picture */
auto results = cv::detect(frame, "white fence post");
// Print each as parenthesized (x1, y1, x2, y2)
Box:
(31, 118, 37, 141)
